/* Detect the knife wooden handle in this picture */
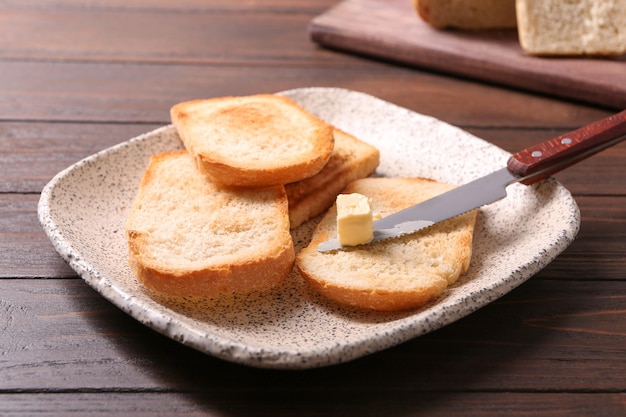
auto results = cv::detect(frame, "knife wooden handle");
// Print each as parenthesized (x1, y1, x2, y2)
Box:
(507, 109, 626, 185)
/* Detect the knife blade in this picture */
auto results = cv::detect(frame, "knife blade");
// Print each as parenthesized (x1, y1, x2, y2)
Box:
(318, 109, 626, 252)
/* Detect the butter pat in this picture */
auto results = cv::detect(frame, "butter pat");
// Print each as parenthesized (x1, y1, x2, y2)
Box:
(336, 193, 374, 246)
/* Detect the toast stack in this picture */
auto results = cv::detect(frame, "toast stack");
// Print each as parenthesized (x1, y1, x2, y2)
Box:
(127, 93, 476, 310)
(126, 94, 380, 298)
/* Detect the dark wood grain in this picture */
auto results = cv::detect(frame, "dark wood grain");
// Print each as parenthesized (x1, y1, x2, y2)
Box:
(0, 0, 338, 11)
(0, 392, 624, 417)
(1, 0, 625, 415)
(0, 8, 325, 65)
(0, 122, 162, 193)
(310, 0, 626, 109)
(0, 194, 75, 277)
(0, 61, 611, 126)
(2, 279, 626, 393)
(542, 196, 626, 280)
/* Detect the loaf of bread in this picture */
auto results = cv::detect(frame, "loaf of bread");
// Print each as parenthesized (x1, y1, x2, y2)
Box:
(170, 94, 334, 187)
(414, 0, 517, 29)
(125, 150, 295, 297)
(296, 177, 477, 311)
(516, 0, 626, 55)
(286, 129, 380, 229)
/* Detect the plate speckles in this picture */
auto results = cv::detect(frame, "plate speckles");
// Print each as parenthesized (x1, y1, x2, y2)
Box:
(37, 88, 580, 369)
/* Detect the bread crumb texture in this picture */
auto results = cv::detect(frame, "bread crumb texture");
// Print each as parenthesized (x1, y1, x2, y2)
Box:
(296, 177, 477, 311)
(516, 0, 626, 55)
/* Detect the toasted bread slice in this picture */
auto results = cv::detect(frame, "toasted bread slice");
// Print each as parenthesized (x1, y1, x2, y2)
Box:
(171, 94, 334, 187)
(296, 177, 477, 311)
(125, 150, 295, 297)
(286, 129, 380, 229)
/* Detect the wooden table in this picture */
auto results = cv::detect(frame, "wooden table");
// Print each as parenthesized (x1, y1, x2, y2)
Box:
(1, 1, 625, 415)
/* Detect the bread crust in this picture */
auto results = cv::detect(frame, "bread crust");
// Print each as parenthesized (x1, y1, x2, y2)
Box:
(171, 94, 335, 187)
(414, 0, 517, 30)
(126, 150, 295, 297)
(296, 177, 477, 311)
(128, 242, 295, 297)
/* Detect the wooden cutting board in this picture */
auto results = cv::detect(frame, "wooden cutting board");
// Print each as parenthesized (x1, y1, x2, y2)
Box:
(309, 0, 626, 109)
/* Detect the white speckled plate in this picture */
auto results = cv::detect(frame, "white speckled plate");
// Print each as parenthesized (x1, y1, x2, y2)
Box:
(38, 87, 580, 369)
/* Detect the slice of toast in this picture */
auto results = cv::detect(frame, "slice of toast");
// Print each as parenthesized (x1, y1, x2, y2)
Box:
(286, 129, 380, 229)
(296, 177, 477, 311)
(125, 150, 295, 297)
(171, 94, 334, 187)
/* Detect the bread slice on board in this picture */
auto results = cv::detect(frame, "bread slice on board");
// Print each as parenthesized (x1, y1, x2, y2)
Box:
(296, 177, 477, 312)
(516, 0, 626, 55)
(413, 0, 517, 29)
(171, 94, 335, 187)
(286, 128, 380, 229)
(125, 150, 295, 297)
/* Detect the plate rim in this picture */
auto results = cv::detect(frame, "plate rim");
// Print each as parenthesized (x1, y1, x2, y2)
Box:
(37, 87, 581, 369)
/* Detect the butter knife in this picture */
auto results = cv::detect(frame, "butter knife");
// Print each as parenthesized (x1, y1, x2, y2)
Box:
(318, 109, 626, 252)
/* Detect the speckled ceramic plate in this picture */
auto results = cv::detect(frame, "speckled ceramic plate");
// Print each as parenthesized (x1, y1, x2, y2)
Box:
(38, 87, 580, 369)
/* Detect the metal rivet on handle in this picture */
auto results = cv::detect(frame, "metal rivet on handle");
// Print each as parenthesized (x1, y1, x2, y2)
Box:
(531, 150, 543, 157)
(561, 137, 573, 145)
